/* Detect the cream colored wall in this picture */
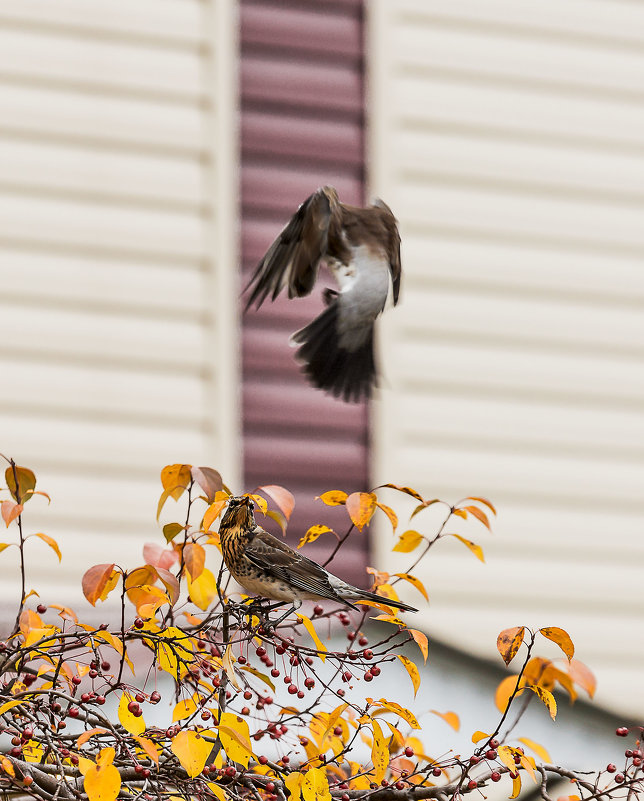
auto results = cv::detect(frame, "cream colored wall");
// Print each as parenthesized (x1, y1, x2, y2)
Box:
(368, 0, 644, 718)
(0, 0, 240, 608)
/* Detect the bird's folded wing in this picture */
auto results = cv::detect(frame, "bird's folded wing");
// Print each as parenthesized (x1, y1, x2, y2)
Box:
(244, 188, 333, 309)
(373, 198, 402, 304)
(244, 529, 346, 603)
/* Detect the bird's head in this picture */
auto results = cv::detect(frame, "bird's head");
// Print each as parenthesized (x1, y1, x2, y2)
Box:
(220, 495, 255, 530)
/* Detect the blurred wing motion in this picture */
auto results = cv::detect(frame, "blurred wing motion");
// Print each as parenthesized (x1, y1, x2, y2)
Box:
(244, 186, 401, 403)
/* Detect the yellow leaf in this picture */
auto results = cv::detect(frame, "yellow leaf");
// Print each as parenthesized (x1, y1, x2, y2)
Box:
(238, 664, 275, 692)
(32, 532, 61, 561)
(397, 655, 421, 697)
(22, 740, 43, 763)
(203, 498, 228, 531)
(376, 501, 398, 532)
(302, 767, 332, 801)
(0, 699, 23, 716)
(298, 524, 334, 549)
(497, 626, 525, 666)
(284, 773, 305, 798)
(510, 771, 522, 799)
(471, 730, 489, 744)
(93, 631, 134, 675)
(392, 530, 422, 553)
(409, 629, 428, 663)
(248, 494, 268, 514)
(157, 627, 193, 679)
(223, 643, 241, 690)
(297, 613, 327, 661)
(207, 784, 229, 801)
(518, 737, 551, 763)
(173, 697, 197, 722)
(539, 627, 574, 660)
(160, 464, 192, 501)
(317, 490, 348, 506)
(373, 614, 405, 626)
(430, 710, 459, 731)
(117, 692, 145, 735)
(345, 492, 377, 531)
(371, 719, 389, 783)
(84, 749, 121, 801)
(77, 728, 108, 748)
(448, 533, 484, 562)
(527, 685, 557, 720)
(374, 699, 420, 729)
(495, 674, 523, 713)
(348, 761, 372, 790)
(393, 573, 428, 601)
(183, 543, 205, 581)
(187, 566, 217, 611)
(218, 712, 253, 768)
(497, 745, 516, 773)
(171, 730, 213, 778)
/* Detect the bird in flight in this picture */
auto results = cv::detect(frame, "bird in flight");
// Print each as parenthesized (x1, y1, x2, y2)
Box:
(218, 495, 417, 622)
(244, 186, 401, 403)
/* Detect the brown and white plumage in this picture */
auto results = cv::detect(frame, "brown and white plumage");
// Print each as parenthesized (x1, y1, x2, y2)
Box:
(244, 186, 401, 403)
(219, 496, 417, 613)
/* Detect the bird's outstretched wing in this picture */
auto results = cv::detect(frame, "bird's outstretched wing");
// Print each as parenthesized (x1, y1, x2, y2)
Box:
(244, 527, 358, 608)
(244, 187, 334, 310)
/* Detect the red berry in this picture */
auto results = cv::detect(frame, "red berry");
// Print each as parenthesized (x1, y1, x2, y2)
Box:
(364, 671, 373, 682)
(258, 755, 268, 765)
(491, 771, 501, 782)
(607, 764, 616, 773)
(72, 675, 82, 686)
(134, 618, 144, 629)
(381, 779, 388, 787)
(633, 750, 642, 758)
(634, 757, 642, 766)
(359, 637, 368, 646)
(333, 726, 343, 736)
(297, 690, 304, 699)
(135, 693, 144, 703)
(486, 749, 497, 760)
(150, 691, 161, 703)
(304, 677, 315, 689)
(281, 755, 290, 764)
(470, 755, 480, 765)
(615, 773, 625, 783)
(142, 768, 151, 778)
(396, 781, 405, 790)
(68, 707, 79, 718)
(432, 767, 441, 777)
(241, 707, 250, 716)
(201, 711, 211, 721)
(467, 780, 477, 790)
(363, 649, 373, 660)
(404, 746, 414, 757)
(88, 670, 98, 679)
(313, 605, 323, 616)
(256, 647, 266, 657)
(101, 661, 110, 671)
(337, 689, 345, 697)
(489, 738, 499, 748)
(96, 695, 106, 705)
(271, 668, 280, 678)
(371, 666, 381, 677)
(288, 684, 298, 694)
(23, 776, 34, 787)
(341, 795, 350, 801)
(616, 727, 629, 737)
(266, 782, 275, 793)
(37, 604, 47, 614)
(127, 701, 140, 714)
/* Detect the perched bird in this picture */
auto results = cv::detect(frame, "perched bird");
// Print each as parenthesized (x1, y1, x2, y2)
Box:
(219, 496, 417, 617)
(244, 186, 402, 403)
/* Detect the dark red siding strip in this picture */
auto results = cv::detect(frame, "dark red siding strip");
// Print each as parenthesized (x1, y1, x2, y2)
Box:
(240, 0, 369, 587)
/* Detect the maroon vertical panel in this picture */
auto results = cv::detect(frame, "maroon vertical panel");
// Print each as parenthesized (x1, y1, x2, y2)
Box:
(240, 0, 369, 586)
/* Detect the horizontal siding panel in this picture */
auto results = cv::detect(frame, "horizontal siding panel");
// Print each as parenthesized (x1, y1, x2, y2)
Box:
(399, 75, 644, 150)
(1, 251, 203, 313)
(370, 0, 644, 717)
(0, 83, 203, 153)
(0, 139, 204, 207)
(397, 0, 644, 46)
(398, 130, 644, 203)
(0, 193, 205, 258)
(396, 21, 644, 97)
(0, 0, 203, 43)
(0, 28, 203, 98)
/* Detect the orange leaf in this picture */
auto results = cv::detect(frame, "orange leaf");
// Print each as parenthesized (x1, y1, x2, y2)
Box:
(518, 737, 551, 763)
(77, 728, 108, 748)
(467, 496, 497, 515)
(409, 629, 428, 663)
(190, 466, 222, 503)
(376, 502, 398, 532)
(430, 710, 459, 731)
(82, 564, 119, 606)
(448, 533, 484, 562)
(259, 484, 295, 521)
(298, 524, 334, 549)
(462, 505, 491, 530)
(497, 626, 525, 665)
(317, 490, 348, 506)
(394, 573, 428, 601)
(160, 464, 192, 501)
(376, 483, 424, 502)
(471, 730, 489, 744)
(495, 674, 523, 713)
(32, 532, 61, 562)
(567, 659, 596, 698)
(1, 500, 22, 527)
(183, 543, 205, 581)
(375, 583, 401, 604)
(539, 627, 574, 660)
(393, 530, 422, 553)
(345, 492, 377, 531)
(133, 736, 160, 765)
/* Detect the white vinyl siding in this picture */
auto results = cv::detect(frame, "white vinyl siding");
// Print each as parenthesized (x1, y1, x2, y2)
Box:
(0, 0, 239, 609)
(369, 0, 644, 718)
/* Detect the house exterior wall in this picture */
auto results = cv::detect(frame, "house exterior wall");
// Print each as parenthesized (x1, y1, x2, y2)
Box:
(368, 0, 644, 717)
(0, 0, 240, 609)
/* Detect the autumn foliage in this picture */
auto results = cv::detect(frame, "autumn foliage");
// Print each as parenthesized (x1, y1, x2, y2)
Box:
(0, 456, 641, 801)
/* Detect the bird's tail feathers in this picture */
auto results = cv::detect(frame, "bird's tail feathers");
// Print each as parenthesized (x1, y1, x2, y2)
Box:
(290, 301, 376, 403)
(352, 589, 418, 614)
